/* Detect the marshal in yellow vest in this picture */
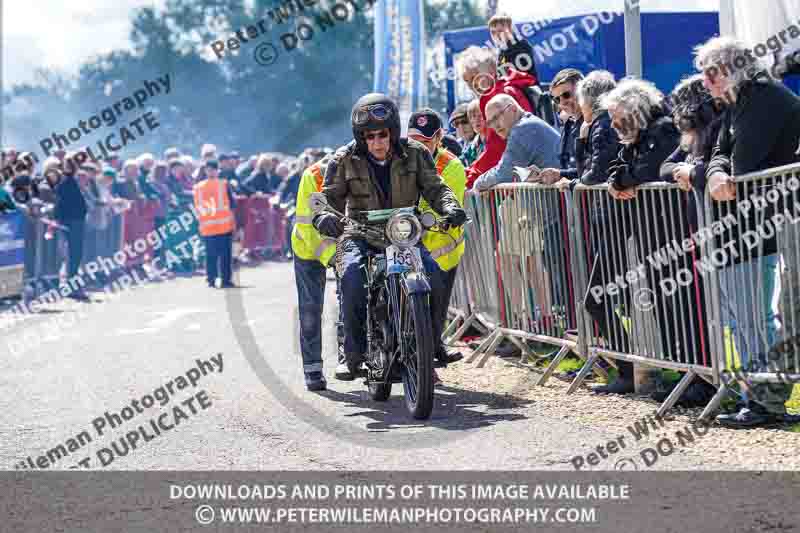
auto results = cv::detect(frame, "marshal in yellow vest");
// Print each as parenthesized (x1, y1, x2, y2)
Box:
(419, 148, 466, 271)
(291, 160, 337, 266)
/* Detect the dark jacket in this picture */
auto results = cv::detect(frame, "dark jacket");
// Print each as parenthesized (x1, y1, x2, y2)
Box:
(659, 116, 724, 232)
(498, 38, 539, 82)
(607, 111, 680, 253)
(707, 79, 800, 177)
(609, 112, 680, 191)
(317, 139, 458, 243)
(573, 110, 621, 187)
(241, 172, 279, 196)
(54, 174, 88, 223)
(559, 116, 582, 177)
(705, 78, 800, 264)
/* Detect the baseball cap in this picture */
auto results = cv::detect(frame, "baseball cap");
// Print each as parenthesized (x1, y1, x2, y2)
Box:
(408, 108, 443, 139)
(205, 159, 220, 169)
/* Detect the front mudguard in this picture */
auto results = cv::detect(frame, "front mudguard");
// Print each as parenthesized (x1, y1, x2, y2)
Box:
(400, 271, 431, 295)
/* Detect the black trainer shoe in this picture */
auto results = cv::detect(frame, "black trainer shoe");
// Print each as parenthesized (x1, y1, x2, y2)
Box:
(335, 362, 353, 380)
(304, 371, 327, 391)
(434, 347, 463, 368)
(716, 406, 782, 429)
(592, 378, 635, 395)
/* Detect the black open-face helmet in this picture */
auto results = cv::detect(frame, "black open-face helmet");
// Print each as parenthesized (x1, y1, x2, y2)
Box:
(351, 93, 401, 154)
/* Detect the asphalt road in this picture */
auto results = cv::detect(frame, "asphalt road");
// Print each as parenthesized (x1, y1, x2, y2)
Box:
(0, 261, 732, 471)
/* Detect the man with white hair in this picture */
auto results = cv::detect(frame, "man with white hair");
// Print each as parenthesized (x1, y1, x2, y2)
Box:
(472, 94, 560, 191)
(696, 36, 800, 428)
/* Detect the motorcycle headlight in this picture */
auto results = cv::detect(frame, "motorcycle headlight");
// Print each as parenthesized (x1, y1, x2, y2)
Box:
(386, 213, 422, 247)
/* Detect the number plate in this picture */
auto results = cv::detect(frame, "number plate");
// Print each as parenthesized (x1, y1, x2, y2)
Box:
(385, 245, 422, 271)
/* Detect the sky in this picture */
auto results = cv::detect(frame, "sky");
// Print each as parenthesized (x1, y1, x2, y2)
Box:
(3, 0, 720, 88)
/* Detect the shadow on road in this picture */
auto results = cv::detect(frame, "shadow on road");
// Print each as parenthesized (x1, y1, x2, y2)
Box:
(317, 383, 533, 433)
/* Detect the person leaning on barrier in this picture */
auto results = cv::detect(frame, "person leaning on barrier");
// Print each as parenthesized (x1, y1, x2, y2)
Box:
(695, 36, 800, 427)
(291, 154, 339, 390)
(472, 95, 560, 192)
(312, 93, 466, 378)
(648, 75, 727, 407)
(551, 70, 620, 190)
(539, 69, 585, 185)
(408, 108, 467, 368)
(586, 79, 680, 395)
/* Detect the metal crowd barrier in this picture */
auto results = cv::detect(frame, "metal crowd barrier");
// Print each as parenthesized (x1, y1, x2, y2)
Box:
(700, 162, 800, 420)
(441, 168, 800, 419)
(569, 182, 717, 415)
(234, 195, 289, 261)
(455, 185, 589, 372)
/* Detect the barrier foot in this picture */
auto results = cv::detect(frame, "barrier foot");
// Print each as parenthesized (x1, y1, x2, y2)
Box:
(447, 312, 477, 345)
(536, 345, 571, 386)
(699, 383, 729, 422)
(465, 329, 499, 364)
(567, 351, 599, 395)
(505, 335, 534, 364)
(441, 311, 464, 340)
(655, 370, 696, 418)
(475, 331, 505, 369)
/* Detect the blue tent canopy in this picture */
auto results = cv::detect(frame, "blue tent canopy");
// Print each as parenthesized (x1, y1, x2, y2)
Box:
(443, 12, 720, 112)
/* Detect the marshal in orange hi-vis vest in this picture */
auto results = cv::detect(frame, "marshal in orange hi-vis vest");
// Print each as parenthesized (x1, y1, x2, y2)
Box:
(193, 178, 236, 236)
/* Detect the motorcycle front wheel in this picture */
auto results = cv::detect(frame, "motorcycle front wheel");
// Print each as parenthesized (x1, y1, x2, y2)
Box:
(397, 290, 435, 420)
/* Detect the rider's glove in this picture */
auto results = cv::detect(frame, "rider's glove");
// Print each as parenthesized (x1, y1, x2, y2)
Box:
(443, 207, 467, 227)
(314, 213, 345, 238)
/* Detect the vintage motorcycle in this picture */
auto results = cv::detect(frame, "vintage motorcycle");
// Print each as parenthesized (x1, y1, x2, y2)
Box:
(310, 192, 464, 420)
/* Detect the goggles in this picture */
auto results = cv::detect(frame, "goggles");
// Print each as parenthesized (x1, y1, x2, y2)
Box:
(353, 104, 393, 126)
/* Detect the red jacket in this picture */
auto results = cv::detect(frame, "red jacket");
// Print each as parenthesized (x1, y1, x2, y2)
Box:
(466, 69, 536, 189)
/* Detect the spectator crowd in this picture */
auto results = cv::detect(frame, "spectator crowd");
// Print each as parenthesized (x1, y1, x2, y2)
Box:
(3, 11, 800, 428)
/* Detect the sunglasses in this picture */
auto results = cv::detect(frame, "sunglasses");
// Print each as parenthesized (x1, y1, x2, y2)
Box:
(365, 131, 390, 141)
(552, 91, 573, 104)
(353, 104, 393, 126)
(452, 117, 469, 128)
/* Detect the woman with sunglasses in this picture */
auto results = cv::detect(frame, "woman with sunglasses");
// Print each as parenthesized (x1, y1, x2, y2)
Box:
(312, 93, 467, 381)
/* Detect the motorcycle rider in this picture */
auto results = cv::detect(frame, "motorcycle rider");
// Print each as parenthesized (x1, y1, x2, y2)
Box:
(407, 109, 467, 367)
(313, 93, 467, 378)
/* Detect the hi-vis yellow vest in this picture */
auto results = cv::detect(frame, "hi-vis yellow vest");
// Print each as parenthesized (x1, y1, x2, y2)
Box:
(420, 148, 466, 271)
(291, 162, 337, 266)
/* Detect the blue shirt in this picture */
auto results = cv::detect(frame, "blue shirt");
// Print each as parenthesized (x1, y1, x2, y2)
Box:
(473, 113, 561, 191)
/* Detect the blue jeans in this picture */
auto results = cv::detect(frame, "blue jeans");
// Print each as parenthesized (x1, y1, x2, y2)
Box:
(294, 256, 327, 373)
(339, 238, 443, 359)
(719, 254, 780, 373)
